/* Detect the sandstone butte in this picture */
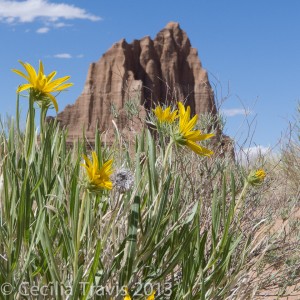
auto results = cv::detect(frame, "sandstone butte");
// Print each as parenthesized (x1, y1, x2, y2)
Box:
(56, 21, 232, 153)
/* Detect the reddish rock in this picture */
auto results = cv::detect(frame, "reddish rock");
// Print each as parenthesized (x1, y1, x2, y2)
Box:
(57, 22, 218, 144)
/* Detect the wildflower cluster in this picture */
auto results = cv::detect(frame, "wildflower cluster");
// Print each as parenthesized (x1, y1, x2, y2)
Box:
(7, 59, 269, 300)
(152, 102, 215, 156)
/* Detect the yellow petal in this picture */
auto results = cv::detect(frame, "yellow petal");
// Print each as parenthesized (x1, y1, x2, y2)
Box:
(183, 114, 198, 133)
(12, 69, 30, 81)
(17, 83, 33, 93)
(180, 112, 197, 134)
(186, 140, 213, 156)
(82, 154, 92, 167)
(184, 131, 214, 142)
(36, 76, 47, 90)
(146, 290, 156, 300)
(47, 71, 57, 82)
(196, 133, 215, 141)
(37, 60, 44, 81)
(51, 83, 73, 92)
(38, 60, 44, 75)
(184, 130, 202, 141)
(103, 180, 113, 190)
(101, 159, 113, 174)
(154, 106, 163, 120)
(179, 110, 189, 130)
(92, 151, 99, 171)
(47, 93, 59, 112)
(124, 287, 132, 300)
(163, 106, 171, 118)
(19, 61, 37, 82)
(178, 102, 186, 117)
(170, 110, 178, 121)
(45, 76, 71, 90)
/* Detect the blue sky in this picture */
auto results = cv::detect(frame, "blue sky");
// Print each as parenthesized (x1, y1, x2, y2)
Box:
(0, 0, 299, 155)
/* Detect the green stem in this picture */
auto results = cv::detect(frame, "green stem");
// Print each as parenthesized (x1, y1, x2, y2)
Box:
(40, 106, 47, 143)
(16, 94, 21, 139)
(25, 90, 35, 161)
(153, 141, 173, 214)
(162, 140, 173, 171)
(74, 190, 87, 278)
(234, 180, 250, 220)
(160, 140, 173, 187)
(7, 227, 12, 300)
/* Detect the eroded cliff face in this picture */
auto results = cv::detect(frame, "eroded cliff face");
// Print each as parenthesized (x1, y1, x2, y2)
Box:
(57, 22, 217, 144)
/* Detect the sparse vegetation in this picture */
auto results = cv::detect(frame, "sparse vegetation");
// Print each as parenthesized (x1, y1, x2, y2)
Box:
(0, 62, 299, 300)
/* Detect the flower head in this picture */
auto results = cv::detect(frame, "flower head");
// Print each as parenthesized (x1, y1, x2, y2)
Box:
(112, 168, 134, 193)
(12, 60, 73, 112)
(153, 105, 178, 124)
(247, 169, 266, 186)
(146, 290, 156, 300)
(174, 102, 214, 156)
(82, 151, 113, 192)
(123, 287, 131, 300)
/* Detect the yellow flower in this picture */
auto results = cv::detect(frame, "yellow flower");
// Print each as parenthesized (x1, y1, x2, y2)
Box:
(153, 105, 178, 123)
(174, 102, 214, 156)
(82, 151, 113, 191)
(146, 290, 156, 300)
(123, 287, 131, 300)
(12, 60, 73, 112)
(255, 169, 266, 180)
(247, 169, 266, 186)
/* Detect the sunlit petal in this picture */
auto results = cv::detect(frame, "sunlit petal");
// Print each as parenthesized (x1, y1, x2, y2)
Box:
(46, 71, 57, 82)
(17, 83, 33, 93)
(11, 69, 30, 81)
(196, 133, 215, 141)
(186, 140, 213, 156)
(181, 114, 198, 134)
(82, 151, 114, 192)
(47, 93, 59, 112)
(19, 61, 37, 82)
(50, 83, 74, 92)
(174, 103, 214, 157)
(153, 105, 178, 124)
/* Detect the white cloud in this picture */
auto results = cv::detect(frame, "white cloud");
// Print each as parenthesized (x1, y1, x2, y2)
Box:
(237, 145, 271, 165)
(76, 54, 84, 58)
(53, 53, 72, 59)
(0, 0, 101, 23)
(36, 26, 49, 33)
(221, 108, 252, 117)
(53, 22, 71, 28)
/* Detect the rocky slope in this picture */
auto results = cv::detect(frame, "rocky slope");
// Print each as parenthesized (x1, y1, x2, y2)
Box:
(57, 22, 221, 145)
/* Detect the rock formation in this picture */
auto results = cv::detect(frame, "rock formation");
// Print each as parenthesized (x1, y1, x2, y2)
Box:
(57, 22, 219, 145)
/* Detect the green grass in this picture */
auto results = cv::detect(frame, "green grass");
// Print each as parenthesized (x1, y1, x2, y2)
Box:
(0, 92, 299, 299)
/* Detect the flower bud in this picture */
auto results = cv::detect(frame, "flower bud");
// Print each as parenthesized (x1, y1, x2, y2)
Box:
(247, 169, 266, 186)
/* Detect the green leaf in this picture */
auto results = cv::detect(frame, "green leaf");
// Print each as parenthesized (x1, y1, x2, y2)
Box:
(147, 130, 158, 194)
(82, 241, 102, 300)
(71, 265, 84, 300)
(141, 174, 172, 255)
(123, 196, 140, 284)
